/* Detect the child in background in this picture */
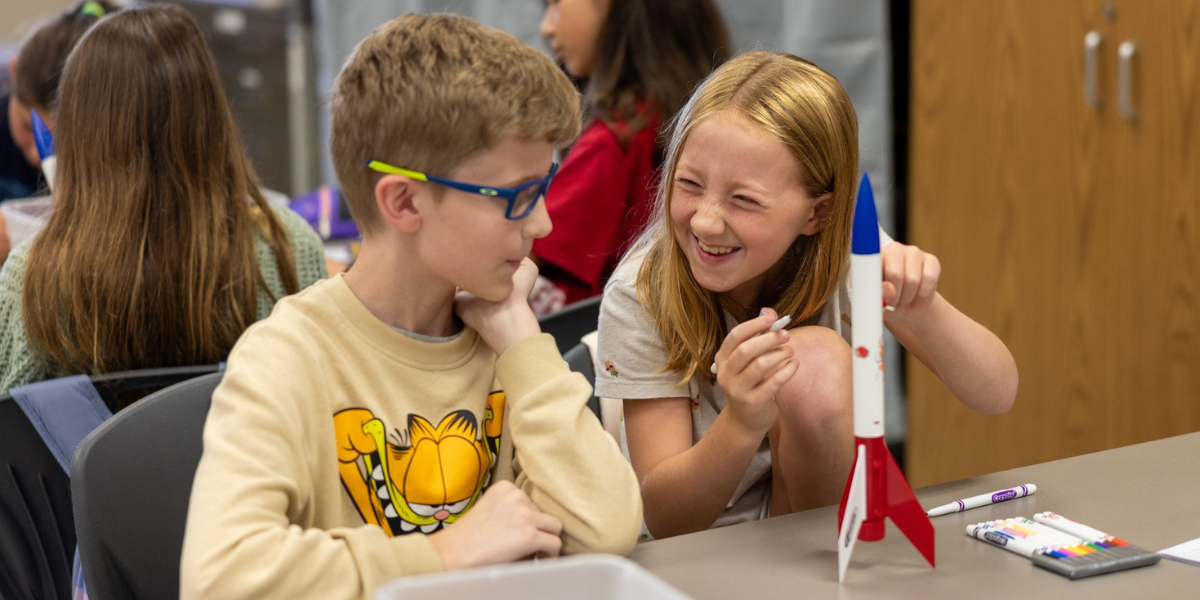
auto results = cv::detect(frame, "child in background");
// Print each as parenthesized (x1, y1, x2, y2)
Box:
(181, 14, 641, 599)
(1, 0, 117, 260)
(595, 51, 1018, 539)
(0, 4, 327, 393)
(530, 0, 731, 312)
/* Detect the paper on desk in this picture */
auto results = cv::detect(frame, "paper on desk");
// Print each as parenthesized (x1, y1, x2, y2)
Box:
(1159, 537, 1200, 567)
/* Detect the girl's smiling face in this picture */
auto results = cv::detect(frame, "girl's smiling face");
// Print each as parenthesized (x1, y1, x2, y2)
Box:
(669, 110, 831, 309)
(540, 0, 608, 78)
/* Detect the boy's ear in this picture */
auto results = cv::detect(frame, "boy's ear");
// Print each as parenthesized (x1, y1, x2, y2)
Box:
(800, 191, 834, 235)
(375, 175, 423, 233)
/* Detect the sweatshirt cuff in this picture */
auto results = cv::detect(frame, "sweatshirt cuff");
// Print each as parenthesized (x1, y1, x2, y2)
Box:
(495, 333, 575, 401)
(381, 533, 444, 580)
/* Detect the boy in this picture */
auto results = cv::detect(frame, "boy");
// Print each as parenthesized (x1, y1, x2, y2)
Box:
(180, 14, 642, 599)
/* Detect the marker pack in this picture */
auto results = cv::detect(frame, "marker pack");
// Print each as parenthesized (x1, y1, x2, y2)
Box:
(967, 514, 1159, 579)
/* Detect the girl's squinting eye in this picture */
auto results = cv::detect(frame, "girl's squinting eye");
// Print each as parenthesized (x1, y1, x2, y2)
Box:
(675, 177, 701, 189)
(733, 195, 762, 207)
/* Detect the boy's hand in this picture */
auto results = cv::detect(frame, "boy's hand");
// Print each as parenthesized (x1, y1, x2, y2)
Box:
(881, 241, 940, 322)
(455, 258, 542, 355)
(711, 308, 797, 436)
(428, 480, 563, 570)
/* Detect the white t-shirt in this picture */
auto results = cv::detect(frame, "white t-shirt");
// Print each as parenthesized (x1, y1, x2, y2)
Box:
(594, 231, 892, 527)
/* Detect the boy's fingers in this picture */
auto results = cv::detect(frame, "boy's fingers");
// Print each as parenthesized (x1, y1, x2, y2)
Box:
(533, 531, 563, 558)
(533, 511, 564, 536)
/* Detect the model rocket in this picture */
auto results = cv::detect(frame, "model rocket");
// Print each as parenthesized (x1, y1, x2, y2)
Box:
(836, 173, 935, 582)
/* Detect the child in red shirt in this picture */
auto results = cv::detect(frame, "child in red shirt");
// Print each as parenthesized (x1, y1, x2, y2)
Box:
(532, 0, 732, 308)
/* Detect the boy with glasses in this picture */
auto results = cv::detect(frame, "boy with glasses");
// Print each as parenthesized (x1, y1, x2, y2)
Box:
(181, 14, 641, 599)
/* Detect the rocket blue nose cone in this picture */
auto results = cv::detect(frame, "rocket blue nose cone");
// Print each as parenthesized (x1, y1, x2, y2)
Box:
(31, 110, 55, 160)
(851, 172, 880, 255)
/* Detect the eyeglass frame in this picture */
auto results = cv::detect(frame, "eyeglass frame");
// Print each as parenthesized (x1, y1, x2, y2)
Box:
(366, 159, 559, 220)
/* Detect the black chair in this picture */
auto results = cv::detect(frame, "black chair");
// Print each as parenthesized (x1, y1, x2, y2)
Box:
(538, 295, 601, 355)
(72, 372, 222, 600)
(562, 342, 601, 421)
(0, 396, 74, 600)
(0, 366, 220, 600)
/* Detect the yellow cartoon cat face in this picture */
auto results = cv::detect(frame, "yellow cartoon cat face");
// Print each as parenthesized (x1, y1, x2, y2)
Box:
(335, 393, 505, 536)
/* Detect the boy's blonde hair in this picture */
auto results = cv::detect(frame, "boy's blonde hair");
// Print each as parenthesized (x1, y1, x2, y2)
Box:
(330, 13, 581, 234)
(636, 51, 859, 383)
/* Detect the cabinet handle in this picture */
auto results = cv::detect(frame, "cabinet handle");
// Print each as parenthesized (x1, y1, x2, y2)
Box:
(1085, 30, 1102, 108)
(1119, 40, 1137, 120)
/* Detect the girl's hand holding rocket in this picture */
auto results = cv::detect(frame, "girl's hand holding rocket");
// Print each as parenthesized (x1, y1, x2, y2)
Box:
(880, 241, 941, 322)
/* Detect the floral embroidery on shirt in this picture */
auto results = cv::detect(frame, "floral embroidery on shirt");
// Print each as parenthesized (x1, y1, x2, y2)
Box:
(604, 360, 619, 378)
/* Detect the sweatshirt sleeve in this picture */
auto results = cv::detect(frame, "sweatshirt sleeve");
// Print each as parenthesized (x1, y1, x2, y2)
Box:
(180, 320, 442, 600)
(494, 333, 643, 556)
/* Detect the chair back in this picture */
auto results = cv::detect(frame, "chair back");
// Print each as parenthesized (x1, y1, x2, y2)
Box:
(0, 396, 74, 600)
(538, 295, 601, 354)
(71, 372, 223, 600)
(0, 365, 222, 600)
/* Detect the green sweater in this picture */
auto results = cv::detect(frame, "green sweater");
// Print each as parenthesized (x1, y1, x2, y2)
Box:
(0, 206, 327, 392)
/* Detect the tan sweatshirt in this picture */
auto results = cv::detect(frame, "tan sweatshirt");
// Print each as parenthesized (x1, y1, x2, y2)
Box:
(180, 275, 642, 600)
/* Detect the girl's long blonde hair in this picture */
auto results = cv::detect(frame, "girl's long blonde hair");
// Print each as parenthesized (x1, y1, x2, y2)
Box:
(636, 51, 859, 383)
(23, 5, 298, 376)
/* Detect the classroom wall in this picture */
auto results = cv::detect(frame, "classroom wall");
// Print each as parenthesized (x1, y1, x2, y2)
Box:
(0, 0, 77, 48)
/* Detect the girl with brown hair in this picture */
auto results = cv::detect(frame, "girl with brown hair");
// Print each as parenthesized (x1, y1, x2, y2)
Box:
(0, 4, 327, 392)
(530, 0, 732, 311)
(595, 51, 1017, 538)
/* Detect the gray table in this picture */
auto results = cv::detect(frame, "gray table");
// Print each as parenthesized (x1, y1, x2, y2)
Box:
(629, 432, 1200, 599)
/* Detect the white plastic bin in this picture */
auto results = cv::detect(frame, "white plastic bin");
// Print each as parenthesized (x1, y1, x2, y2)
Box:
(374, 555, 692, 600)
(1, 196, 53, 248)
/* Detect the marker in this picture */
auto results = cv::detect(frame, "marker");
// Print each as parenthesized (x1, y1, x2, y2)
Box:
(710, 315, 792, 374)
(1033, 512, 1129, 546)
(966, 524, 1053, 558)
(1014, 517, 1087, 546)
(31, 109, 56, 190)
(974, 522, 1073, 559)
(924, 484, 1036, 517)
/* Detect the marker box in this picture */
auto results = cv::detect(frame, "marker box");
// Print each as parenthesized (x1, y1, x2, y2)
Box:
(967, 515, 1159, 579)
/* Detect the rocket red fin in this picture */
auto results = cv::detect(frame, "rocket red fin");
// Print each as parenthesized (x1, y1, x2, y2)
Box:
(884, 449, 936, 567)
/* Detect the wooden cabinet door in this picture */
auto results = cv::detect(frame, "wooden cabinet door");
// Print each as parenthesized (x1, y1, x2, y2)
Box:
(907, 0, 1200, 487)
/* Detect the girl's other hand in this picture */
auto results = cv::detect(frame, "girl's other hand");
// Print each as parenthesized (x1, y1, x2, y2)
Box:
(881, 241, 940, 321)
(711, 308, 798, 435)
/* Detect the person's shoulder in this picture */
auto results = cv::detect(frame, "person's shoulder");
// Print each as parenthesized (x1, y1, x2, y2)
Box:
(253, 276, 339, 331)
(268, 204, 323, 249)
(606, 244, 649, 292)
(0, 239, 34, 287)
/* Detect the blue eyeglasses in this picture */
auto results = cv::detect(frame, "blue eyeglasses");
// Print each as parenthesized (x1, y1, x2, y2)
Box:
(366, 160, 559, 220)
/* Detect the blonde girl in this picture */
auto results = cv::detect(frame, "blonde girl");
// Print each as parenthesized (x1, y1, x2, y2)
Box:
(595, 51, 1017, 538)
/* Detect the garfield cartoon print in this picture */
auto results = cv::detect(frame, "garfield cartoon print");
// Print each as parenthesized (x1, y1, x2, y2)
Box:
(334, 391, 505, 535)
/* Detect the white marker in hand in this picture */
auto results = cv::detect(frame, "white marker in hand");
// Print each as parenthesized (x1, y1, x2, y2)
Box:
(711, 315, 793, 374)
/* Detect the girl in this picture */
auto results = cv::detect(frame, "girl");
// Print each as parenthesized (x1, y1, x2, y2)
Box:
(531, 0, 731, 310)
(595, 51, 1018, 539)
(0, 4, 327, 393)
(2, 0, 118, 257)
